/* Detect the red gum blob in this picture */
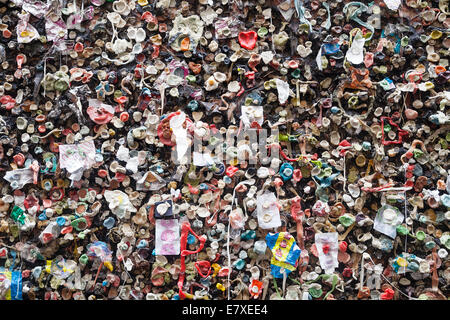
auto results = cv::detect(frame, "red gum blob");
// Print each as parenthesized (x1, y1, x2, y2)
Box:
(238, 31, 257, 50)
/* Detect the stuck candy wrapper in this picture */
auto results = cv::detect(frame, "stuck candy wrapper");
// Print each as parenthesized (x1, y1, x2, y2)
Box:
(315, 232, 339, 274)
(170, 112, 189, 163)
(275, 78, 290, 105)
(4, 167, 35, 189)
(59, 140, 97, 182)
(47, 256, 76, 279)
(86, 241, 112, 263)
(346, 31, 365, 65)
(374, 205, 404, 239)
(0, 270, 22, 300)
(155, 219, 180, 255)
(383, 0, 401, 10)
(266, 232, 301, 278)
(257, 192, 282, 229)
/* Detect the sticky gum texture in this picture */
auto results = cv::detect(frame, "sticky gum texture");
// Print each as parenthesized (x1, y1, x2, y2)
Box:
(0, 0, 448, 301)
